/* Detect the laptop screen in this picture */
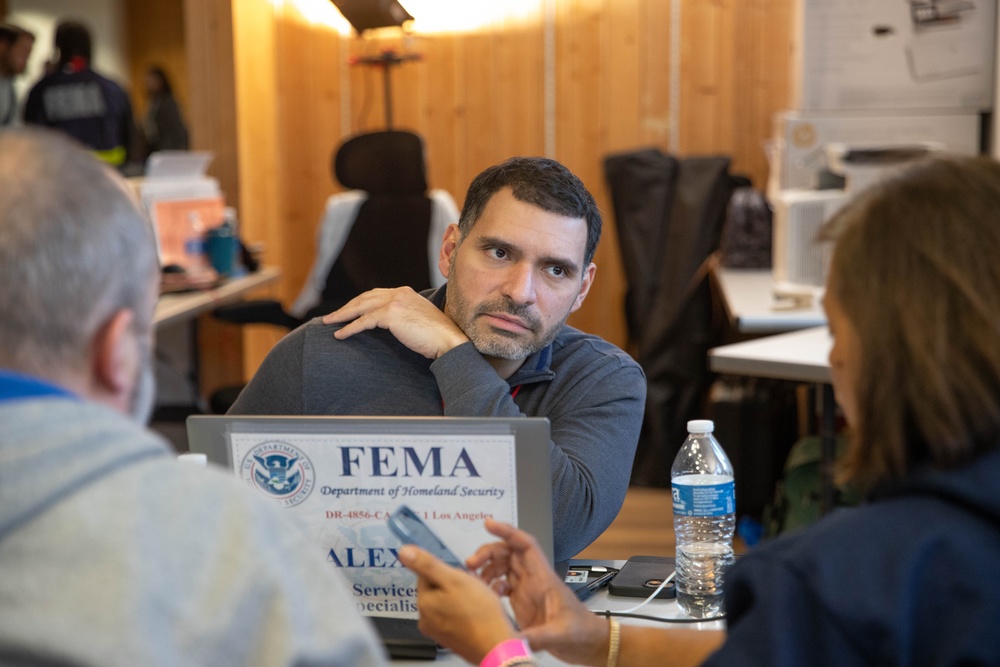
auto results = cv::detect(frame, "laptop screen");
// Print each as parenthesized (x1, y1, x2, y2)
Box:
(186, 415, 554, 620)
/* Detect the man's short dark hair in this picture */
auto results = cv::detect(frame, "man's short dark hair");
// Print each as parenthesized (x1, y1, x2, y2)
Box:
(458, 157, 602, 265)
(56, 21, 91, 65)
(0, 23, 33, 46)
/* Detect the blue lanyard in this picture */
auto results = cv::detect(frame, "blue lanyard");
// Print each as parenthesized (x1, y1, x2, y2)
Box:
(0, 369, 76, 404)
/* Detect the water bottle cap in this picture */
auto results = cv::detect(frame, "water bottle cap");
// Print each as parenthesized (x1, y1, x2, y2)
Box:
(687, 419, 714, 433)
(177, 452, 208, 466)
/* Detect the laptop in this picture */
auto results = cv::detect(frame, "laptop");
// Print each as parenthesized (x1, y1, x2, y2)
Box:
(186, 415, 553, 659)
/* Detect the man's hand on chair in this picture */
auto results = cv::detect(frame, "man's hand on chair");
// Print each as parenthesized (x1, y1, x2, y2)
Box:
(323, 287, 470, 360)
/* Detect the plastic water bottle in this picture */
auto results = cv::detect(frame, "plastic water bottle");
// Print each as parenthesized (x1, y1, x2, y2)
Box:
(671, 419, 736, 618)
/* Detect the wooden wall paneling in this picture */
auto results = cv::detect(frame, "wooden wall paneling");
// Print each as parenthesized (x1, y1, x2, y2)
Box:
(729, 0, 760, 181)
(347, 36, 390, 133)
(764, 0, 794, 178)
(556, 0, 628, 348)
(638, 0, 672, 148)
(714, 0, 738, 157)
(273, 11, 344, 301)
(181, 0, 250, 399)
(392, 37, 426, 133)
(123, 0, 189, 121)
(230, 0, 287, 375)
(300, 22, 349, 288)
(676, 0, 792, 187)
(417, 33, 460, 202)
(678, 0, 724, 154)
(232, 0, 280, 264)
(184, 0, 238, 205)
(572, 0, 644, 346)
(273, 15, 309, 298)
(744, 0, 793, 188)
(601, 0, 642, 153)
(492, 8, 546, 159)
(553, 0, 606, 190)
(455, 30, 499, 205)
(303, 23, 347, 212)
(344, 39, 366, 133)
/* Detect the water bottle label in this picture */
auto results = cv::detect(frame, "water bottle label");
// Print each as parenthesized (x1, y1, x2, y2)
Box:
(672, 478, 735, 517)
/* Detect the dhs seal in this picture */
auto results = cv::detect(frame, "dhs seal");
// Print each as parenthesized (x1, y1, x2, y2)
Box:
(240, 441, 315, 507)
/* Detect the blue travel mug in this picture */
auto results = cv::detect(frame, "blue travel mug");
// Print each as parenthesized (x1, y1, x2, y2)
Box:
(205, 223, 237, 276)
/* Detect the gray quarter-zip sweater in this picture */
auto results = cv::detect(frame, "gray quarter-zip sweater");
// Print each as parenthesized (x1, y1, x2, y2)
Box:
(0, 391, 386, 667)
(230, 286, 646, 560)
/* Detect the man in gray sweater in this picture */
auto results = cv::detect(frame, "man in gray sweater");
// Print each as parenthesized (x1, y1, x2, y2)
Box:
(230, 157, 646, 560)
(0, 128, 386, 666)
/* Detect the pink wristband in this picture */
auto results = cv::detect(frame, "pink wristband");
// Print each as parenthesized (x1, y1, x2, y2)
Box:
(480, 638, 532, 667)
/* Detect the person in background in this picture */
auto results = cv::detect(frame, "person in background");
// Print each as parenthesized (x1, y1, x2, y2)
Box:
(0, 128, 386, 666)
(23, 20, 135, 170)
(0, 23, 34, 126)
(400, 155, 1000, 666)
(138, 65, 189, 158)
(229, 156, 647, 562)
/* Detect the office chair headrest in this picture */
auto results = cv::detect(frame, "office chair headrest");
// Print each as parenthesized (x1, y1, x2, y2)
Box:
(334, 130, 428, 195)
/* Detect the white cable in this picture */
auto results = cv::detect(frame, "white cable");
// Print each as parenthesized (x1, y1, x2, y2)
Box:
(611, 569, 676, 615)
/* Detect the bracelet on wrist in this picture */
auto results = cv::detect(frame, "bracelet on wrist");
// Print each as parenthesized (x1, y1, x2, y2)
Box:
(606, 618, 621, 667)
(480, 638, 533, 667)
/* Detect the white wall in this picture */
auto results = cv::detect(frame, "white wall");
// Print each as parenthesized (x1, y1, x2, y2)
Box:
(7, 0, 129, 106)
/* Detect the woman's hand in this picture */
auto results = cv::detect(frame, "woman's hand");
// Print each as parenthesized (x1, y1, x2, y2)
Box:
(397, 544, 518, 664)
(467, 519, 611, 666)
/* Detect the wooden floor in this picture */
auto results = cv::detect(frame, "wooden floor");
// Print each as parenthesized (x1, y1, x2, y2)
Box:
(576, 487, 675, 559)
(575, 486, 745, 560)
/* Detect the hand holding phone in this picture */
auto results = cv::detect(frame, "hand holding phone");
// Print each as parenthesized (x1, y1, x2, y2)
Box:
(387, 504, 465, 569)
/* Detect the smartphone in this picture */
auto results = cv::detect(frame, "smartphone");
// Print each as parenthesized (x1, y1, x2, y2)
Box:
(608, 555, 676, 599)
(387, 504, 465, 569)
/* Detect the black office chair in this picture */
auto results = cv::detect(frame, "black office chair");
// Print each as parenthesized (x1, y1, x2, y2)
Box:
(209, 130, 441, 413)
(313, 129, 436, 315)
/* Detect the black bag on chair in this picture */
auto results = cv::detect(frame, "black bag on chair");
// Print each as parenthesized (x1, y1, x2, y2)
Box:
(720, 183, 772, 269)
(604, 149, 738, 487)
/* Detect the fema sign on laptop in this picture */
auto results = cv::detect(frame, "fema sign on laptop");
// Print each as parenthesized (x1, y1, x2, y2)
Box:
(230, 432, 517, 619)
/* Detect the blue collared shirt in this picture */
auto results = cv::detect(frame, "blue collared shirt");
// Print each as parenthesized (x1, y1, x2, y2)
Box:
(0, 369, 76, 404)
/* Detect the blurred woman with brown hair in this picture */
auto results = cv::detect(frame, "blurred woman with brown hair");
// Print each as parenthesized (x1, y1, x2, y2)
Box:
(401, 155, 1000, 667)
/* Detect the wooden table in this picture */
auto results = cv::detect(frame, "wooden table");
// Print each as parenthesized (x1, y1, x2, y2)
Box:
(153, 267, 281, 418)
(716, 268, 826, 335)
(155, 266, 281, 328)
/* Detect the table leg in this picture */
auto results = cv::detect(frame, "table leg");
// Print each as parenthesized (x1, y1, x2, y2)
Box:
(188, 317, 209, 414)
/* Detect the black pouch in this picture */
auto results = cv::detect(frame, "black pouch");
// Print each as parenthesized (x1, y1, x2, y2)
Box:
(608, 555, 676, 599)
